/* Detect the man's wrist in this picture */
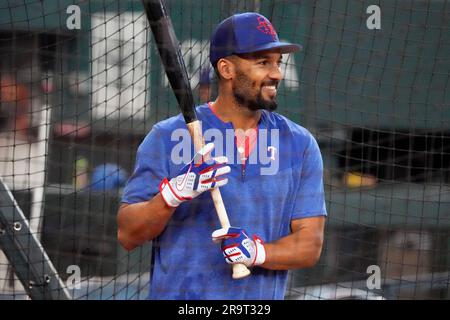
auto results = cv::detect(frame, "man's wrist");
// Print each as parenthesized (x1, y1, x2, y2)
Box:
(258, 242, 272, 268)
(159, 178, 183, 208)
(252, 235, 267, 266)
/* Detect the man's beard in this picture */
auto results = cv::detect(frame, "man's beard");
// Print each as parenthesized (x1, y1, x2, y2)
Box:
(232, 71, 278, 112)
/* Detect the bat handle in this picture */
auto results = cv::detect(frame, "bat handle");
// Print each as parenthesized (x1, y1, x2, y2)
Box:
(210, 188, 251, 279)
(188, 121, 251, 279)
(232, 263, 251, 279)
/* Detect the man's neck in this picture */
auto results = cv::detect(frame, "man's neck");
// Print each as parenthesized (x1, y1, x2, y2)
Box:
(210, 96, 261, 131)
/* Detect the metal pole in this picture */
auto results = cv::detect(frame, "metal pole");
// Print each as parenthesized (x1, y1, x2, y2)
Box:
(0, 177, 71, 300)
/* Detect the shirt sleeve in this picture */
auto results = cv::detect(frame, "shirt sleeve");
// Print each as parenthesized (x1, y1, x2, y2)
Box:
(121, 124, 169, 204)
(291, 133, 327, 219)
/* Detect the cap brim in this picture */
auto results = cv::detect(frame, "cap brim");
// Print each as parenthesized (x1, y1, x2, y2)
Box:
(236, 41, 302, 55)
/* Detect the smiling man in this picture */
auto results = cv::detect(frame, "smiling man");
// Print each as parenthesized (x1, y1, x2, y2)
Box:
(117, 12, 327, 300)
(226, 52, 281, 112)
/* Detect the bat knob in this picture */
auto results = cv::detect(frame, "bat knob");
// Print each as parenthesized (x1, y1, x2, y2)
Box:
(232, 263, 251, 279)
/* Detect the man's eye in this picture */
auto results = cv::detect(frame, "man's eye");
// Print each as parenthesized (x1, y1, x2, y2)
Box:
(258, 60, 267, 65)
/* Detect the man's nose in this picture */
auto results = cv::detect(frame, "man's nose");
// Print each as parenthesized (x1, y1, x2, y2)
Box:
(269, 64, 283, 81)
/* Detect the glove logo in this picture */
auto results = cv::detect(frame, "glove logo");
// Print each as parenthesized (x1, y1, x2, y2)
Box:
(176, 164, 192, 191)
(160, 143, 230, 208)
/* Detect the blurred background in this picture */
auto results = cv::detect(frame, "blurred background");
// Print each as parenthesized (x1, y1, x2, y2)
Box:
(0, 0, 449, 300)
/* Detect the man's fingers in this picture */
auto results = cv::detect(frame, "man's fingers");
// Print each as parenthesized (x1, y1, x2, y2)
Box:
(193, 142, 215, 164)
(214, 178, 228, 188)
(212, 227, 229, 243)
(213, 155, 228, 164)
(199, 142, 215, 156)
(199, 177, 228, 190)
(211, 227, 242, 243)
(199, 165, 230, 182)
(214, 165, 231, 177)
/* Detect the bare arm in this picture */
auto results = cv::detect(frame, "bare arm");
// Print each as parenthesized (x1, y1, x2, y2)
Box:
(117, 193, 176, 251)
(261, 216, 325, 270)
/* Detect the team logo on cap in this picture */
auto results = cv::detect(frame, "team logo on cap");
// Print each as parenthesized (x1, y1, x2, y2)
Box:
(256, 17, 277, 40)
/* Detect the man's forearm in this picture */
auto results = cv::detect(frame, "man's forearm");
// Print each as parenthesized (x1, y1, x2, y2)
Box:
(117, 193, 176, 251)
(261, 222, 324, 270)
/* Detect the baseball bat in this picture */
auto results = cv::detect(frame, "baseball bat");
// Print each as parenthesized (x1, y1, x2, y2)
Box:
(142, 0, 251, 279)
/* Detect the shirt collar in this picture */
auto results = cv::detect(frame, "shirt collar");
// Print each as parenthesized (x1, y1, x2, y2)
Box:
(204, 102, 268, 130)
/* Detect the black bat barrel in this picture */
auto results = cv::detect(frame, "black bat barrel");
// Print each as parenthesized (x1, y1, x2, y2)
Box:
(142, 0, 198, 124)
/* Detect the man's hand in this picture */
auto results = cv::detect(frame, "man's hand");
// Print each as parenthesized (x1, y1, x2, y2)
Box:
(212, 227, 266, 267)
(159, 143, 230, 207)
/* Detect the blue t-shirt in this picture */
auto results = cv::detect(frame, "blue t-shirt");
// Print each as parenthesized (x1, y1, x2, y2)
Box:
(121, 104, 327, 300)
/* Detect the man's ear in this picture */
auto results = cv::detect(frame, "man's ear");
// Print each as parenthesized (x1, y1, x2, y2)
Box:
(216, 58, 235, 80)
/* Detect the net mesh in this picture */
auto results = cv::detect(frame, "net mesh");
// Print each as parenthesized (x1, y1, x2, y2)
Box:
(0, 0, 449, 300)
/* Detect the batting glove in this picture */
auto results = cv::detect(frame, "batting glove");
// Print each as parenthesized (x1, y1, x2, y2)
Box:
(159, 143, 230, 207)
(212, 227, 266, 267)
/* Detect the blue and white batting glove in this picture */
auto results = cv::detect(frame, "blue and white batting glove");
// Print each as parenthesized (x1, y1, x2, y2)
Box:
(159, 143, 230, 207)
(212, 227, 266, 267)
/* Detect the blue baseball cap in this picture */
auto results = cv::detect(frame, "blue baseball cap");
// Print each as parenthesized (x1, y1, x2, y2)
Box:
(210, 12, 302, 67)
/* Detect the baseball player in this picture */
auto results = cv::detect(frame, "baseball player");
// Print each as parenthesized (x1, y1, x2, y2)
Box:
(118, 12, 327, 299)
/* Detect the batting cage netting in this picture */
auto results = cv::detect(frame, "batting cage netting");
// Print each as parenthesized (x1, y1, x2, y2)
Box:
(0, 0, 449, 300)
